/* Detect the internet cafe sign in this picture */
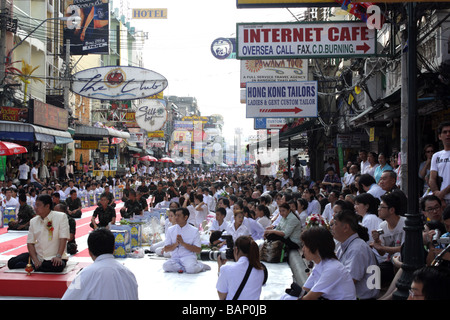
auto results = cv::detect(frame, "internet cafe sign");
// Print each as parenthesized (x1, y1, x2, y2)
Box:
(72, 66, 168, 100)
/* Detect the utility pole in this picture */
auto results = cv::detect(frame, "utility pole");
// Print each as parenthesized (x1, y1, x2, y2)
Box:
(393, 2, 425, 300)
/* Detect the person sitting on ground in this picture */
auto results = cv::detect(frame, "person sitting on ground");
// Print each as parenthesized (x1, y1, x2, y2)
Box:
(62, 228, 138, 300)
(8, 193, 35, 231)
(7, 194, 69, 273)
(332, 210, 380, 300)
(54, 203, 78, 255)
(162, 207, 210, 274)
(300, 226, 356, 300)
(100, 184, 115, 208)
(264, 202, 302, 251)
(354, 193, 382, 243)
(65, 189, 82, 218)
(224, 207, 251, 243)
(217, 236, 267, 300)
(210, 207, 229, 232)
(255, 204, 272, 229)
(91, 194, 116, 229)
(120, 189, 143, 219)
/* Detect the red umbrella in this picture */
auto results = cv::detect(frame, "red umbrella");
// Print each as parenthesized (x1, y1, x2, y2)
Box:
(159, 157, 175, 163)
(139, 155, 158, 162)
(0, 141, 27, 156)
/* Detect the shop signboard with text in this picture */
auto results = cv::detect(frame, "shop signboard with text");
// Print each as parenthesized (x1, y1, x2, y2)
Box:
(246, 81, 317, 118)
(236, 21, 377, 59)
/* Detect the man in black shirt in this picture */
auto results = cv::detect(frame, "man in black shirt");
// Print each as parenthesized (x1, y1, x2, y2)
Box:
(152, 182, 166, 207)
(136, 190, 148, 212)
(101, 184, 116, 208)
(65, 189, 82, 218)
(8, 193, 35, 230)
(91, 195, 116, 229)
(120, 189, 143, 219)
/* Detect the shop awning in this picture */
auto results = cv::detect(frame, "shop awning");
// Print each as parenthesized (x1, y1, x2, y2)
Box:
(73, 124, 109, 141)
(107, 127, 130, 139)
(0, 121, 73, 144)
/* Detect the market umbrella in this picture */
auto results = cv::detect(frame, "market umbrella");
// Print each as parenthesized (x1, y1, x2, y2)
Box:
(0, 141, 28, 156)
(159, 157, 175, 163)
(139, 155, 158, 162)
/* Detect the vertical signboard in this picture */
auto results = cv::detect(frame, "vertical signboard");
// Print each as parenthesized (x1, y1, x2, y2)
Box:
(64, 0, 110, 55)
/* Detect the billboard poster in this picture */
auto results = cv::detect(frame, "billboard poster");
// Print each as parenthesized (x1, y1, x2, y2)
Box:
(240, 59, 308, 88)
(64, 0, 110, 55)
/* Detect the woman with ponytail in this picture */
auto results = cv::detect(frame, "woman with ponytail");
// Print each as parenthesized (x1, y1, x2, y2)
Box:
(216, 236, 267, 300)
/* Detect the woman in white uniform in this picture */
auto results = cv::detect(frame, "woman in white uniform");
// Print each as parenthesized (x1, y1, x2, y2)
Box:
(300, 227, 356, 300)
(216, 236, 267, 300)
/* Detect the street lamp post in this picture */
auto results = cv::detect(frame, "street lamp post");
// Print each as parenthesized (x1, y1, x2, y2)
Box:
(392, 2, 425, 300)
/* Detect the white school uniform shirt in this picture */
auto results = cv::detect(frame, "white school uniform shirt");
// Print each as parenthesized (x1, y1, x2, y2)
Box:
(322, 202, 334, 223)
(256, 216, 271, 229)
(361, 213, 383, 243)
(30, 167, 39, 183)
(210, 219, 229, 232)
(303, 258, 356, 300)
(165, 223, 201, 260)
(243, 217, 265, 240)
(367, 184, 386, 200)
(307, 199, 321, 216)
(195, 203, 209, 227)
(224, 208, 234, 223)
(3, 197, 19, 213)
(216, 256, 265, 300)
(225, 222, 250, 243)
(62, 254, 138, 300)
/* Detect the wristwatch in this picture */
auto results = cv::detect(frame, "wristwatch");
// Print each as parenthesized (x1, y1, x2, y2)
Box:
(56, 254, 62, 258)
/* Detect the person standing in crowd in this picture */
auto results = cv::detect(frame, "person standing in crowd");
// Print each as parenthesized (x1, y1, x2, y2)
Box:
(30, 161, 43, 191)
(7, 194, 69, 272)
(62, 228, 138, 300)
(18, 159, 30, 186)
(359, 149, 370, 175)
(429, 121, 450, 206)
(216, 236, 267, 300)
(419, 144, 435, 194)
(374, 153, 392, 183)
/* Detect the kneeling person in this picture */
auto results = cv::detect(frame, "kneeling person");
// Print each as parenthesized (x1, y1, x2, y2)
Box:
(163, 207, 210, 274)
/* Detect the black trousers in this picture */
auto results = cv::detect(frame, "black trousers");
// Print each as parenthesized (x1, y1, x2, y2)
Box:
(7, 252, 67, 273)
(266, 233, 300, 250)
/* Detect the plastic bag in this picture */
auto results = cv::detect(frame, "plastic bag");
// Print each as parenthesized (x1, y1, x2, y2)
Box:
(128, 247, 145, 258)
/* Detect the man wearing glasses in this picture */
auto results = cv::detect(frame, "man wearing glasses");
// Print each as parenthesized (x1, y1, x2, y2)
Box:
(370, 191, 406, 287)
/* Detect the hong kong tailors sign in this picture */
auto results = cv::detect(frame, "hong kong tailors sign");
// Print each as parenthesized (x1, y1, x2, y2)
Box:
(246, 81, 318, 118)
(72, 66, 168, 100)
(236, 21, 377, 59)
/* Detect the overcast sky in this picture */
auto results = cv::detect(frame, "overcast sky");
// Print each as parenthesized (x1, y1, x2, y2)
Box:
(128, 0, 305, 143)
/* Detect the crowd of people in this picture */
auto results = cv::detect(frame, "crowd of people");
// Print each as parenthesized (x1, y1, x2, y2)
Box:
(1, 120, 450, 300)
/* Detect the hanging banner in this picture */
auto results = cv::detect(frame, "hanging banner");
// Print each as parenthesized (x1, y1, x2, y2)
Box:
(63, 0, 110, 55)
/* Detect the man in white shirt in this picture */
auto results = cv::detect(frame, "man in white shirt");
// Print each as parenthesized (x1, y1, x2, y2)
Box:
(358, 174, 386, 200)
(163, 207, 210, 274)
(2, 188, 19, 213)
(18, 160, 30, 185)
(30, 161, 43, 191)
(62, 228, 138, 300)
(322, 190, 339, 223)
(7, 194, 69, 273)
(429, 121, 450, 206)
(359, 150, 370, 175)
